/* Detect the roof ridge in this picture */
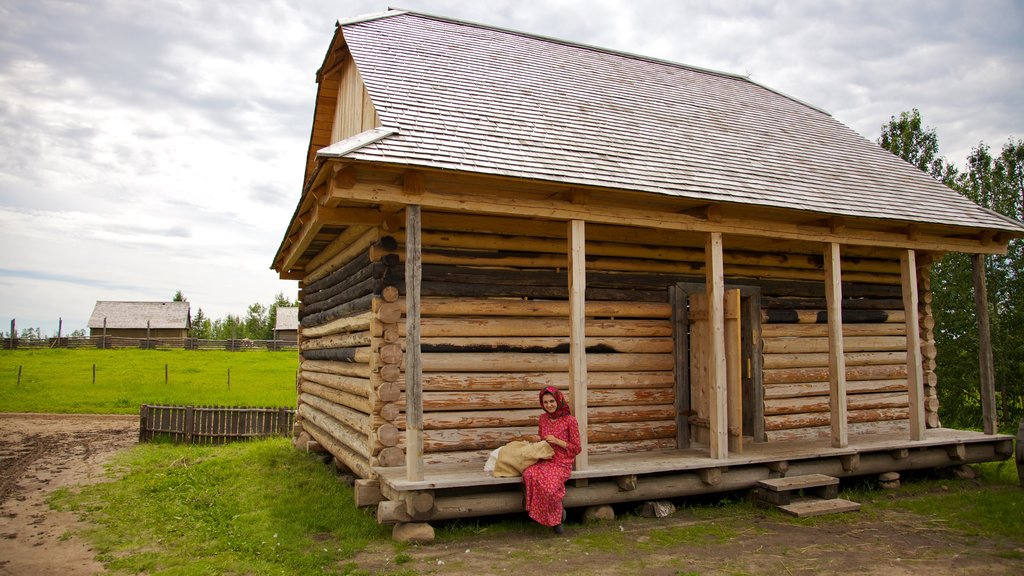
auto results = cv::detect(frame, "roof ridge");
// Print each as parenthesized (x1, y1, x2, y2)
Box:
(376, 7, 828, 116)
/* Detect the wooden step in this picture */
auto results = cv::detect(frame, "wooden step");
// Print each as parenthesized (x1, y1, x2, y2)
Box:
(757, 474, 838, 492)
(755, 474, 839, 505)
(778, 497, 861, 518)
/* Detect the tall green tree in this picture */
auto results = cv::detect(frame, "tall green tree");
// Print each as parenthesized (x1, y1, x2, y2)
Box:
(880, 110, 1024, 431)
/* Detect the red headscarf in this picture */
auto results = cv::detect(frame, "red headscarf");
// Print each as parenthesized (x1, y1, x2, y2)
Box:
(539, 386, 571, 419)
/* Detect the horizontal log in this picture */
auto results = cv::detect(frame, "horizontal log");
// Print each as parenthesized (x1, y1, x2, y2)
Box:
(302, 277, 384, 316)
(421, 352, 674, 372)
(416, 280, 667, 302)
(301, 330, 372, 351)
(302, 370, 372, 399)
(302, 346, 372, 363)
(300, 359, 371, 379)
(762, 335, 907, 354)
(411, 317, 673, 338)
(420, 371, 674, 392)
(763, 379, 910, 399)
(300, 392, 371, 435)
(764, 392, 909, 416)
(762, 297, 905, 310)
(762, 350, 907, 369)
(762, 309, 905, 324)
(300, 381, 372, 414)
(300, 294, 374, 327)
(415, 437, 679, 466)
(301, 418, 372, 479)
(764, 407, 909, 431)
(391, 404, 676, 430)
(763, 364, 906, 384)
(420, 336, 673, 354)
(303, 253, 378, 302)
(372, 447, 406, 468)
(765, 419, 909, 442)
(407, 298, 672, 319)
(396, 388, 674, 411)
(298, 402, 372, 458)
(761, 324, 906, 338)
(301, 311, 373, 339)
(413, 420, 675, 452)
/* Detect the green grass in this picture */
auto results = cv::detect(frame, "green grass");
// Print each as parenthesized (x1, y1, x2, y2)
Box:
(52, 438, 387, 575)
(0, 349, 298, 413)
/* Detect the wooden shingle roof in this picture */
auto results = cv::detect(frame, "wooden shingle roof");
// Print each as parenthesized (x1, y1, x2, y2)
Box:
(326, 10, 1023, 234)
(87, 301, 190, 330)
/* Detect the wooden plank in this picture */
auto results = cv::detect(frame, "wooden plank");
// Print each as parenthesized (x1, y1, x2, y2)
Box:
(825, 242, 848, 448)
(569, 219, 589, 470)
(405, 204, 424, 481)
(706, 232, 728, 459)
(778, 498, 860, 518)
(725, 289, 742, 452)
(901, 250, 926, 440)
(670, 285, 690, 448)
(972, 254, 997, 434)
(757, 473, 838, 491)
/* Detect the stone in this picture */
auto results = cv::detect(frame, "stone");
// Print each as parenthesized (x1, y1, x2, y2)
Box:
(582, 505, 615, 522)
(393, 522, 435, 543)
(878, 472, 900, 482)
(639, 500, 676, 518)
(292, 431, 311, 450)
(952, 465, 977, 480)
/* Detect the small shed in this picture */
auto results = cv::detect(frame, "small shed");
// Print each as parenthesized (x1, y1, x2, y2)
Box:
(272, 11, 1024, 529)
(274, 307, 300, 343)
(87, 301, 191, 339)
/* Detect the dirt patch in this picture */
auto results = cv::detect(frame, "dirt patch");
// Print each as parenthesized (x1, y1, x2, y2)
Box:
(0, 413, 137, 576)
(351, 495, 1024, 575)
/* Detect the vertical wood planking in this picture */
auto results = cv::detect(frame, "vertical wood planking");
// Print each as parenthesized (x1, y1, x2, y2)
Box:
(901, 249, 926, 440)
(405, 205, 424, 481)
(972, 254, 997, 434)
(568, 219, 589, 470)
(670, 285, 690, 448)
(724, 288, 742, 453)
(825, 242, 849, 448)
(705, 232, 728, 459)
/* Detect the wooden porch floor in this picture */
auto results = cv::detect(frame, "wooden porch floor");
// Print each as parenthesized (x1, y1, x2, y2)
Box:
(376, 428, 1014, 493)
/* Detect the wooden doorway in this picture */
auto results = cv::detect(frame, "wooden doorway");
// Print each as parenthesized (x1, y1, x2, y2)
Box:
(671, 283, 763, 451)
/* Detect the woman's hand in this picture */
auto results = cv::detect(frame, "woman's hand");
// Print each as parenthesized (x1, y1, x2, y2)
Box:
(544, 434, 566, 449)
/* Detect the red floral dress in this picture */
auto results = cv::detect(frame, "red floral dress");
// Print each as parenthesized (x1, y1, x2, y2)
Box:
(522, 413, 581, 526)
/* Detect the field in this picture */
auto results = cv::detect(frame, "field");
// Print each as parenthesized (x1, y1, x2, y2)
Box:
(0, 349, 298, 413)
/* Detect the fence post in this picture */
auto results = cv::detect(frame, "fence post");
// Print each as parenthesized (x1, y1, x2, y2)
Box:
(184, 405, 194, 444)
(139, 405, 149, 442)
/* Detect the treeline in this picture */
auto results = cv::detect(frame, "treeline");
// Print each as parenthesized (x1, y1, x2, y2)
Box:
(880, 110, 1023, 433)
(176, 291, 299, 341)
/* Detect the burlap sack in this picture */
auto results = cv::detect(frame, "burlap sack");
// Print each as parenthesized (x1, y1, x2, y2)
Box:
(491, 440, 555, 477)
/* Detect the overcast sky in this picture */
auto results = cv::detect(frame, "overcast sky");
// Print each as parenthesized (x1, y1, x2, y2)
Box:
(1, 0, 1022, 336)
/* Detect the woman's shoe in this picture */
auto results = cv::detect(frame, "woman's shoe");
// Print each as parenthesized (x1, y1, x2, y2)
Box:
(562, 508, 567, 523)
(553, 523, 564, 535)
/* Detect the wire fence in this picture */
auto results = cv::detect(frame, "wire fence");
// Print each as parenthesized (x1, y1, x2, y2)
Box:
(2, 336, 298, 351)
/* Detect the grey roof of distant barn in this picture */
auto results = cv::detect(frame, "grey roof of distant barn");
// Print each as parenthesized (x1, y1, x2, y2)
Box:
(87, 301, 190, 329)
(274, 307, 299, 331)
(328, 10, 1024, 233)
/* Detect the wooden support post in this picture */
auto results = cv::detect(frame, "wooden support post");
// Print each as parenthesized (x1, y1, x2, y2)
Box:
(900, 250, 926, 441)
(670, 285, 690, 449)
(705, 232, 728, 459)
(725, 289, 742, 452)
(569, 219, 589, 471)
(405, 205, 424, 481)
(825, 242, 848, 448)
(972, 254, 997, 434)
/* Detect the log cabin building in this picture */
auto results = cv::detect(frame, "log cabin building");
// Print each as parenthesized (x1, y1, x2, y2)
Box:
(87, 301, 191, 340)
(272, 10, 1024, 528)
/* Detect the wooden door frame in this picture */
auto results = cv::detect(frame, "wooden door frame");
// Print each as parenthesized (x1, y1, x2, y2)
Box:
(671, 282, 764, 448)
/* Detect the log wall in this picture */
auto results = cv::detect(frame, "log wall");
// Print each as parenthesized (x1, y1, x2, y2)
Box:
(294, 210, 934, 476)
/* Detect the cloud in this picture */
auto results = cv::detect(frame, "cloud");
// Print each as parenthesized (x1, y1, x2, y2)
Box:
(1, 0, 1022, 336)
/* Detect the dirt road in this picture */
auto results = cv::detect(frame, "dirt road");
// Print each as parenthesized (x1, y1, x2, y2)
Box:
(0, 413, 137, 576)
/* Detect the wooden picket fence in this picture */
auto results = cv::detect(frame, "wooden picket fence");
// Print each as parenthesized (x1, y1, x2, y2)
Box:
(139, 404, 295, 445)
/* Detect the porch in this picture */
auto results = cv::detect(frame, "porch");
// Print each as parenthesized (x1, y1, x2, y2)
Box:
(368, 428, 1014, 524)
